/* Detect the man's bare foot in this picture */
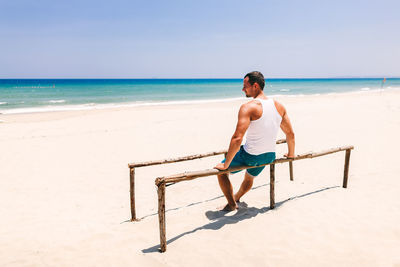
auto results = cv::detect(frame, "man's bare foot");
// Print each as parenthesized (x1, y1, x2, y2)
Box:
(234, 193, 241, 203)
(218, 203, 238, 211)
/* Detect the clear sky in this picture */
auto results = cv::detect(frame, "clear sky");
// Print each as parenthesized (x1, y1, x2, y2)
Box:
(1, 0, 399, 78)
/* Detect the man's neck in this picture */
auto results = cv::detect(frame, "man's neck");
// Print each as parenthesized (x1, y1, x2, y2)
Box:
(253, 91, 267, 99)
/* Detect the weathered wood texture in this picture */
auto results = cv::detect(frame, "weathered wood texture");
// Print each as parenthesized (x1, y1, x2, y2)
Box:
(155, 146, 354, 186)
(157, 182, 167, 252)
(343, 149, 351, 188)
(130, 168, 137, 221)
(128, 139, 286, 168)
(270, 164, 275, 209)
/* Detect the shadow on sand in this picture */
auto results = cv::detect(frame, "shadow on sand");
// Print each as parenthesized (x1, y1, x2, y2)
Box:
(130, 182, 280, 223)
(141, 185, 339, 253)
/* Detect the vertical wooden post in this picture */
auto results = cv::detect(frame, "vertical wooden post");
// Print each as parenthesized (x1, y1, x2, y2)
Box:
(270, 164, 275, 209)
(130, 167, 137, 221)
(343, 149, 351, 188)
(157, 181, 167, 252)
(289, 161, 294, 181)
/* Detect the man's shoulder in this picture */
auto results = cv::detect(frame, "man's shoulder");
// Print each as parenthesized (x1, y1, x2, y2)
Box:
(239, 100, 262, 117)
(273, 100, 286, 117)
(242, 99, 261, 109)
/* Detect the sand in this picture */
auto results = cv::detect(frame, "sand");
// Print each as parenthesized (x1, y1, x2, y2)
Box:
(0, 90, 399, 266)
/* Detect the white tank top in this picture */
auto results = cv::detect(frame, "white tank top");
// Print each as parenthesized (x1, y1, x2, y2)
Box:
(243, 98, 282, 155)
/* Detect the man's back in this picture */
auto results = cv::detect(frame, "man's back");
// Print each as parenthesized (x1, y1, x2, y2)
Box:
(244, 98, 282, 155)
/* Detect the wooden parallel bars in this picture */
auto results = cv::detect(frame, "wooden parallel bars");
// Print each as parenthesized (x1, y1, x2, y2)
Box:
(128, 139, 287, 221)
(157, 181, 166, 252)
(289, 161, 294, 181)
(155, 145, 354, 252)
(270, 164, 275, 208)
(129, 168, 136, 221)
(343, 149, 351, 188)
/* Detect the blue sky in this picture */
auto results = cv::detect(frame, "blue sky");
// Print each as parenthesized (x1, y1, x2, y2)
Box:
(0, 0, 399, 78)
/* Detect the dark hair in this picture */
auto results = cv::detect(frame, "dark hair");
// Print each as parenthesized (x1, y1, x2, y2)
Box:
(244, 71, 265, 90)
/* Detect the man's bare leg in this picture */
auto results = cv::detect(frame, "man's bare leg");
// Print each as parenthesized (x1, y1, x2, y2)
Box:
(217, 173, 238, 211)
(234, 172, 255, 202)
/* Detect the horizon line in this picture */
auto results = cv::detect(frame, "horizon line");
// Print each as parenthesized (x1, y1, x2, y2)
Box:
(0, 76, 398, 80)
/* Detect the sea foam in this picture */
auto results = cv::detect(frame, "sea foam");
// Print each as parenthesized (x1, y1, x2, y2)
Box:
(47, 100, 66, 103)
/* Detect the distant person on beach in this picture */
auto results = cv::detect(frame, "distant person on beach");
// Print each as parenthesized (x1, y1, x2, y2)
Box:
(214, 71, 295, 211)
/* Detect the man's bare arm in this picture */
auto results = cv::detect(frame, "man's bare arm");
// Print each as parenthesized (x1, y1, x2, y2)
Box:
(280, 107, 295, 158)
(215, 103, 251, 170)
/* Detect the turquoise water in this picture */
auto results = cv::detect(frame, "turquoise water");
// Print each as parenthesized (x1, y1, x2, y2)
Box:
(0, 78, 399, 114)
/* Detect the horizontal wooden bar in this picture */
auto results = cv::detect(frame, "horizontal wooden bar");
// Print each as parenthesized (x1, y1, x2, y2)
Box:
(128, 139, 287, 168)
(155, 145, 354, 186)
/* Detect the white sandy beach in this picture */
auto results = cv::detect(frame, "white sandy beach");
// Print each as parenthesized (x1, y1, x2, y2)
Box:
(0, 90, 400, 266)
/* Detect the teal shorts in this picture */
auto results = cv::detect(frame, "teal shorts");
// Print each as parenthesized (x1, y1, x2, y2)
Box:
(221, 146, 276, 177)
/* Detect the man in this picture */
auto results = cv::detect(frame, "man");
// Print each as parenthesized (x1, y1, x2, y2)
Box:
(214, 71, 295, 211)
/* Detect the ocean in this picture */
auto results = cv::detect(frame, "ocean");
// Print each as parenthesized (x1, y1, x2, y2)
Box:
(0, 78, 399, 114)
